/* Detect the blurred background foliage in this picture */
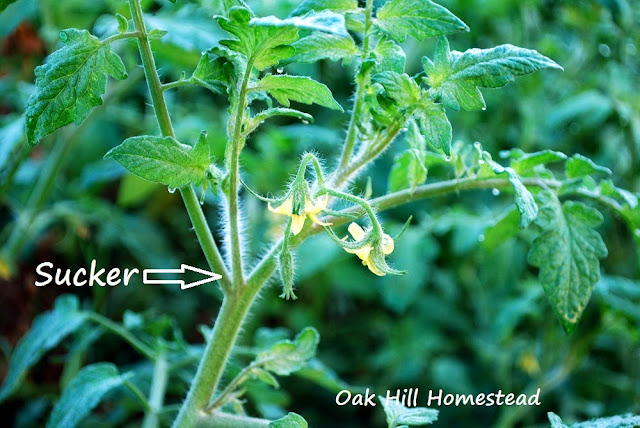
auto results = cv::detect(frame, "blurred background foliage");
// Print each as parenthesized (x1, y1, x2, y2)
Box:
(0, 0, 638, 427)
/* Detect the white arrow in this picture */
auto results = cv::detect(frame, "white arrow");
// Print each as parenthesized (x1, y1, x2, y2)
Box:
(142, 264, 222, 290)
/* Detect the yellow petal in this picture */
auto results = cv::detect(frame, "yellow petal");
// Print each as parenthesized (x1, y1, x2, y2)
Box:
(365, 257, 385, 276)
(344, 244, 372, 262)
(290, 214, 306, 235)
(347, 222, 366, 241)
(381, 234, 394, 255)
(268, 196, 293, 215)
(305, 193, 329, 214)
(308, 212, 331, 227)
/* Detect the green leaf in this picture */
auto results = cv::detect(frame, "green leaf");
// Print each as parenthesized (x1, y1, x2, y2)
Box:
(269, 412, 308, 428)
(506, 169, 538, 229)
(425, 37, 562, 111)
(217, 7, 298, 70)
(295, 359, 350, 393)
(548, 411, 640, 428)
(115, 13, 128, 34)
(379, 396, 438, 427)
(372, 71, 421, 106)
(256, 327, 320, 376)
(290, 0, 358, 17)
(25, 29, 127, 146)
(46, 363, 125, 428)
(253, 367, 280, 388)
(376, 0, 468, 43)
(548, 412, 567, 428)
(566, 154, 612, 178)
(104, 135, 211, 189)
(528, 192, 608, 333)
(389, 150, 427, 193)
(415, 102, 452, 155)
(253, 74, 343, 111)
(192, 46, 241, 94)
(289, 32, 359, 64)
(252, 10, 349, 37)
(510, 150, 567, 174)
(373, 38, 406, 74)
(0, 0, 18, 13)
(0, 295, 87, 402)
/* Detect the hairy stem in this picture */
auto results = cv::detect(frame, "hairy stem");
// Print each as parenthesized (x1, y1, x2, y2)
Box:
(172, 291, 260, 427)
(127, 0, 229, 290)
(335, 0, 374, 173)
(226, 63, 253, 287)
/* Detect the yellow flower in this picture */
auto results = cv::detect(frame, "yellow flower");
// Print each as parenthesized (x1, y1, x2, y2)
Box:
(343, 223, 394, 276)
(269, 194, 331, 235)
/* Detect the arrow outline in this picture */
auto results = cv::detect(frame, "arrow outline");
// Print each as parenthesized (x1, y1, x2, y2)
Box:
(142, 264, 222, 290)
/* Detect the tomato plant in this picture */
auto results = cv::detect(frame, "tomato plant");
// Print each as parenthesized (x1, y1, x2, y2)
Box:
(1, 0, 639, 427)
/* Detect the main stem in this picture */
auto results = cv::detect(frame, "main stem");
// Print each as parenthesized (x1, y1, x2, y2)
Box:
(127, 0, 229, 290)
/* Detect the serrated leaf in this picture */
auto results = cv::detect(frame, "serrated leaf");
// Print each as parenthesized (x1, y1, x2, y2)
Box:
(104, 135, 211, 188)
(379, 396, 438, 427)
(0, 295, 87, 402)
(256, 327, 319, 376)
(376, 0, 468, 43)
(566, 154, 612, 178)
(252, 10, 349, 37)
(372, 71, 421, 106)
(426, 37, 562, 111)
(599, 180, 638, 209)
(528, 192, 608, 333)
(373, 38, 406, 74)
(217, 7, 298, 70)
(270, 412, 308, 428)
(290, 0, 358, 17)
(415, 102, 452, 154)
(25, 29, 127, 145)
(389, 150, 427, 193)
(253, 74, 343, 111)
(289, 32, 359, 64)
(192, 46, 242, 94)
(46, 363, 125, 428)
(506, 169, 538, 229)
(511, 150, 567, 174)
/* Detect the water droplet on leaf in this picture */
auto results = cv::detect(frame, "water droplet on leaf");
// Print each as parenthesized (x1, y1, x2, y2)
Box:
(276, 67, 284, 73)
(492, 188, 500, 196)
(444, 155, 452, 162)
(301, 120, 309, 125)
(168, 187, 176, 194)
(478, 234, 485, 242)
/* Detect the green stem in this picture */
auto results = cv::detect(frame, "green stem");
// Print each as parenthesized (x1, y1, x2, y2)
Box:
(206, 362, 256, 412)
(103, 31, 141, 44)
(127, 0, 229, 290)
(142, 353, 168, 428)
(335, 0, 374, 173)
(123, 378, 152, 412)
(172, 292, 259, 427)
(87, 312, 157, 361)
(227, 63, 253, 287)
